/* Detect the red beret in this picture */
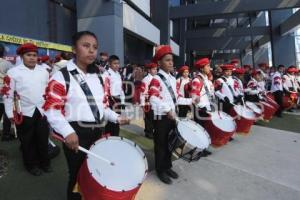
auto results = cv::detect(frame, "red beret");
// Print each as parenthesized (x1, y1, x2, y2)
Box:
(178, 65, 189, 74)
(251, 70, 262, 76)
(233, 67, 245, 74)
(41, 55, 50, 62)
(152, 45, 173, 63)
(231, 59, 239, 64)
(194, 58, 210, 69)
(258, 63, 268, 68)
(145, 62, 158, 69)
(221, 64, 234, 71)
(287, 66, 298, 73)
(16, 43, 38, 55)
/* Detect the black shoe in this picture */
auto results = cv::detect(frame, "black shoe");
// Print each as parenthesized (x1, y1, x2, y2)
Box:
(276, 114, 283, 118)
(145, 132, 153, 139)
(28, 167, 42, 176)
(202, 149, 212, 157)
(157, 172, 172, 184)
(41, 165, 53, 173)
(165, 169, 179, 179)
(229, 137, 234, 142)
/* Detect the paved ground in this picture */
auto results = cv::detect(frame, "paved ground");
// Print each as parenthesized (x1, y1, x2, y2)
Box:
(0, 109, 300, 200)
(136, 126, 300, 200)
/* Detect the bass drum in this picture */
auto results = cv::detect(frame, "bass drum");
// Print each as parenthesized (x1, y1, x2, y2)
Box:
(77, 136, 148, 200)
(169, 119, 211, 162)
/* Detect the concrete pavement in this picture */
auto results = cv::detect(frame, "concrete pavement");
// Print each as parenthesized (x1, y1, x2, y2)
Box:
(136, 126, 300, 200)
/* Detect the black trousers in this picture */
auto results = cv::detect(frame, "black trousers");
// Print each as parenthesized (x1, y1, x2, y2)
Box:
(105, 96, 121, 136)
(177, 105, 190, 118)
(218, 99, 233, 114)
(194, 106, 209, 127)
(245, 94, 259, 103)
(144, 109, 154, 135)
(273, 90, 283, 116)
(0, 103, 12, 137)
(16, 109, 50, 169)
(153, 115, 176, 173)
(63, 122, 103, 200)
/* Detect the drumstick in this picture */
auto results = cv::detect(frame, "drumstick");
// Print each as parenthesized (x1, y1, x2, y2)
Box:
(51, 133, 115, 166)
(13, 124, 18, 138)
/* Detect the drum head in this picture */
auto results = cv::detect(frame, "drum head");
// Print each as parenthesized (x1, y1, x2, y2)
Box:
(245, 102, 262, 114)
(234, 105, 256, 119)
(87, 137, 148, 192)
(210, 111, 236, 132)
(177, 119, 211, 149)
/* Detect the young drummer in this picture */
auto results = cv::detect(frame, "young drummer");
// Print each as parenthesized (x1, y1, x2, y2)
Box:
(103, 55, 125, 136)
(3, 43, 51, 176)
(176, 65, 191, 118)
(214, 64, 243, 113)
(245, 70, 265, 102)
(148, 45, 195, 184)
(43, 31, 129, 200)
(140, 62, 157, 139)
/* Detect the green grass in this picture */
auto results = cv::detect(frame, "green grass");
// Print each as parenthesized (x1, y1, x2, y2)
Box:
(256, 113, 300, 133)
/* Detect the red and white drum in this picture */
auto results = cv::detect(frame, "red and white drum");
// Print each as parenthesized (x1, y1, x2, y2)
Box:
(245, 101, 263, 118)
(77, 136, 148, 200)
(261, 101, 276, 121)
(265, 92, 279, 110)
(202, 111, 236, 147)
(229, 105, 256, 135)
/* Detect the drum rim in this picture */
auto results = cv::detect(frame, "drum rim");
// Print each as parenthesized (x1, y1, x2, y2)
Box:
(245, 101, 263, 114)
(176, 119, 211, 150)
(87, 136, 148, 192)
(233, 105, 256, 119)
(209, 111, 237, 132)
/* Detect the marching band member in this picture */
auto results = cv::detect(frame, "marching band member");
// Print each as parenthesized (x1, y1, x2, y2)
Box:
(52, 52, 72, 75)
(0, 44, 14, 141)
(103, 55, 125, 136)
(140, 62, 158, 139)
(271, 66, 284, 117)
(245, 70, 265, 102)
(3, 43, 51, 176)
(148, 45, 194, 184)
(176, 65, 191, 118)
(283, 66, 299, 111)
(39, 55, 52, 73)
(43, 31, 129, 200)
(283, 66, 298, 94)
(232, 67, 246, 96)
(191, 58, 214, 120)
(214, 64, 243, 113)
(257, 63, 269, 90)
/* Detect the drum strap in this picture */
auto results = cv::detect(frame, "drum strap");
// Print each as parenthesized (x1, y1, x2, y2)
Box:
(197, 74, 215, 110)
(69, 69, 104, 124)
(221, 76, 235, 97)
(157, 73, 177, 105)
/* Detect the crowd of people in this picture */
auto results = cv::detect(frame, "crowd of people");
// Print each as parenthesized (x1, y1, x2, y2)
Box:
(0, 30, 299, 200)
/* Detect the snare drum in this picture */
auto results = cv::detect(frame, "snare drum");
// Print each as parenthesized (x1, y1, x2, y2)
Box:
(265, 92, 279, 110)
(202, 111, 236, 147)
(245, 101, 263, 118)
(230, 105, 256, 135)
(169, 119, 211, 162)
(77, 136, 148, 200)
